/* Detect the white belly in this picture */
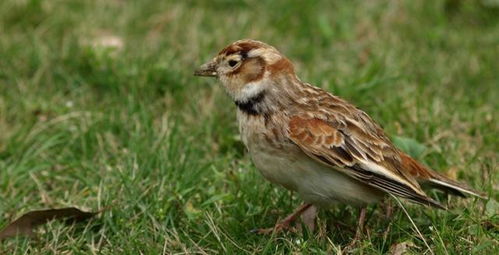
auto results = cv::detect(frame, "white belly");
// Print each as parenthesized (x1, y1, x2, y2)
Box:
(249, 145, 384, 207)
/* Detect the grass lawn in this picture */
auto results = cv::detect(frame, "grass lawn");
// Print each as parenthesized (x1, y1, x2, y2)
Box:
(0, 0, 497, 253)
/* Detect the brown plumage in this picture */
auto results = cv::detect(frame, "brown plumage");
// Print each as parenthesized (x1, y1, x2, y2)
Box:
(195, 39, 485, 234)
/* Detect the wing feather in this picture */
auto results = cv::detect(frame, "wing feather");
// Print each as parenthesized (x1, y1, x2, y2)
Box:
(288, 115, 445, 209)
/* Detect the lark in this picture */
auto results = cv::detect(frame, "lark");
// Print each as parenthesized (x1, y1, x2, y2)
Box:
(194, 39, 485, 236)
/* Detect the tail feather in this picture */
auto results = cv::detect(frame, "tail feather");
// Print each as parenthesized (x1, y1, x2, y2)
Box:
(426, 175, 487, 199)
(399, 152, 487, 199)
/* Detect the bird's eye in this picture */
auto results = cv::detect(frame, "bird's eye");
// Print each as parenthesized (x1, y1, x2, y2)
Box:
(228, 60, 238, 67)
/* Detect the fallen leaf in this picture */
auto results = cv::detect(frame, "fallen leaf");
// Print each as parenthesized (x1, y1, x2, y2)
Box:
(389, 241, 417, 255)
(0, 207, 101, 240)
(91, 35, 124, 50)
(485, 199, 499, 218)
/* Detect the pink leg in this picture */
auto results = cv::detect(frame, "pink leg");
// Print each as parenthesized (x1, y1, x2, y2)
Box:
(353, 207, 367, 241)
(344, 207, 367, 250)
(382, 200, 394, 240)
(300, 204, 318, 232)
(253, 203, 313, 235)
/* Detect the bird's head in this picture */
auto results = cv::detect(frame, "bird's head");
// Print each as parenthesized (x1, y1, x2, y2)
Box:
(194, 39, 295, 103)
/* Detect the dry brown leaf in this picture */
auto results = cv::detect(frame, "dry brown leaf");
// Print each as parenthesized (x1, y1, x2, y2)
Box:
(389, 241, 417, 255)
(0, 207, 100, 240)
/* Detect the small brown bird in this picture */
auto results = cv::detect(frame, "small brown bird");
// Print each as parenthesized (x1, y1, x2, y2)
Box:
(194, 39, 485, 235)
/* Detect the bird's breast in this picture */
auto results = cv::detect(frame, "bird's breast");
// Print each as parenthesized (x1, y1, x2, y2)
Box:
(237, 111, 301, 189)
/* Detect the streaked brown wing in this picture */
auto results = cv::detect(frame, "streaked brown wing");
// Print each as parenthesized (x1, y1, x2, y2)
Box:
(287, 115, 444, 209)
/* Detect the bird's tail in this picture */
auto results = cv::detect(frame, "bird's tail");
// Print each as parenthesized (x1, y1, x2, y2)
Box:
(399, 152, 487, 199)
(425, 173, 487, 199)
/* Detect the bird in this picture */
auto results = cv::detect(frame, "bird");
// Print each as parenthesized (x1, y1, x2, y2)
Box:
(194, 39, 485, 237)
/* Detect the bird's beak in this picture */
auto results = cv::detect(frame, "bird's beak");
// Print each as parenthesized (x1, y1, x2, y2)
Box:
(194, 60, 217, 77)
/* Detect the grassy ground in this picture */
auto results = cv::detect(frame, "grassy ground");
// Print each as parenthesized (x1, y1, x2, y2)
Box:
(0, 0, 497, 254)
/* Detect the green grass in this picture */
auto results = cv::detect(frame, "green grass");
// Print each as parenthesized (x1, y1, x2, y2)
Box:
(0, 0, 497, 253)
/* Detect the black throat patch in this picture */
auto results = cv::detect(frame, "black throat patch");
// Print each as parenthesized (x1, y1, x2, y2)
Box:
(234, 91, 266, 115)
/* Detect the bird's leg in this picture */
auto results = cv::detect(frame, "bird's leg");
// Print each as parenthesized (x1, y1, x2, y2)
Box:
(345, 207, 367, 250)
(354, 207, 367, 240)
(299, 203, 318, 232)
(383, 199, 393, 219)
(382, 199, 394, 240)
(252, 203, 313, 235)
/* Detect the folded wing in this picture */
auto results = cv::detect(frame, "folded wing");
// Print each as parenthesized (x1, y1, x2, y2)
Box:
(287, 115, 446, 209)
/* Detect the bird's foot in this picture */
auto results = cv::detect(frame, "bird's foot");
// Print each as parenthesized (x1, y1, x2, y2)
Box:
(251, 221, 294, 235)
